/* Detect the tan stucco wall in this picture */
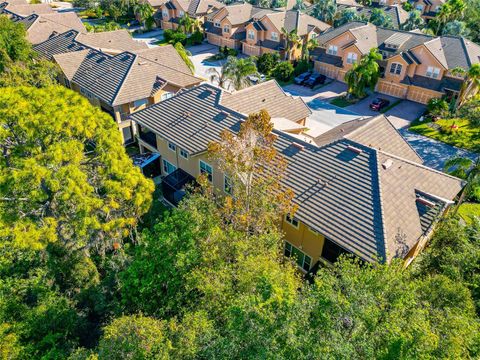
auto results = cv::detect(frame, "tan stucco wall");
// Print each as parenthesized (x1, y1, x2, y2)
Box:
(281, 219, 326, 263)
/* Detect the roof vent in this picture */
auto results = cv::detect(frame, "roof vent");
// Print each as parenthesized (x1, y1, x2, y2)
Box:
(346, 145, 362, 154)
(416, 197, 436, 208)
(382, 159, 393, 170)
(138, 61, 148, 65)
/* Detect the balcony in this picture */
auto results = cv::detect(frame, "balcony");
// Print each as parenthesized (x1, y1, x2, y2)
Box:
(139, 129, 158, 149)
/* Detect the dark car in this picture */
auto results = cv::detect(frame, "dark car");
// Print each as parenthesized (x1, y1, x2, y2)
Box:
(304, 73, 326, 88)
(369, 98, 390, 111)
(294, 71, 312, 85)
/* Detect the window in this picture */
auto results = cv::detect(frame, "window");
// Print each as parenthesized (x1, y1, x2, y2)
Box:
(161, 92, 173, 101)
(248, 30, 255, 40)
(285, 214, 299, 228)
(346, 52, 357, 64)
(271, 31, 278, 41)
(133, 98, 148, 108)
(284, 242, 312, 271)
(224, 175, 232, 194)
(426, 66, 440, 79)
(321, 238, 350, 263)
(179, 10, 184, 16)
(435, 5, 441, 11)
(180, 148, 189, 159)
(214, 21, 221, 27)
(223, 25, 230, 33)
(162, 159, 176, 175)
(200, 160, 213, 182)
(162, 10, 168, 17)
(327, 45, 338, 55)
(380, 0, 386, 4)
(122, 126, 133, 144)
(416, 4, 423, 11)
(64, 78, 71, 88)
(389, 62, 402, 75)
(168, 142, 176, 152)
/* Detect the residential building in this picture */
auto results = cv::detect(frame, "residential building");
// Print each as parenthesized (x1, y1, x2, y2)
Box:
(0, 1, 54, 16)
(242, 9, 330, 58)
(412, 0, 444, 19)
(312, 21, 480, 104)
(34, 30, 202, 144)
(129, 83, 464, 269)
(158, 0, 223, 30)
(205, 5, 330, 58)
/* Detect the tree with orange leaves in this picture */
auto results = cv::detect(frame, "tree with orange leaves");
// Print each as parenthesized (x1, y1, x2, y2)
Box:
(207, 109, 297, 236)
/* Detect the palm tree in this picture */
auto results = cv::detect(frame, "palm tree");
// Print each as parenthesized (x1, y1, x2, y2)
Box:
(134, 2, 154, 29)
(179, 14, 194, 34)
(451, 64, 480, 110)
(435, 3, 452, 35)
(174, 42, 194, 73)
(207, 56, 259, 90)
(281, 28, 302, 61)
(344, 48, 382, 99)
(311, 0, 337, 24)
(301, 37, 318, 60)
(401, 10, 425, 31)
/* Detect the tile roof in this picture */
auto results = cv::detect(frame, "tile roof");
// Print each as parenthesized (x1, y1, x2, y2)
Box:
(264, 10, 330, 35)
(4, 3, 53, 15)
(212, 3, 276, 26)
(220, 80, 311, 123)
(52, 49, 90, 80)
(315, 21, 480, 70)
(129, 84, 464, 263)
(187, 0, 222, 16)
(75, 30, 148, 53)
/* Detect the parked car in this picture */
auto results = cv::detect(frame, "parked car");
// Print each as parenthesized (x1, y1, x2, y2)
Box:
(369, 98, 390, 111)
(304, 73, 326, 88)
(247, 74, 266, 84)
(294, 71, 312, 85)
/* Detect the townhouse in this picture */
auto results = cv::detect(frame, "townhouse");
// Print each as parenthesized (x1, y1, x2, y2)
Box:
(129, 82, 463, 268)
(0, 1, 53, 16)
(205, 4, 330, 58)
(158, 0, 222, 30)
(412, 0, 444, 20)
(312, 21, 480, 104)
(34, 30, 202, 144)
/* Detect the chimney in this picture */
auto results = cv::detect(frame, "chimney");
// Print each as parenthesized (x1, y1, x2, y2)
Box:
(382, 159, 393, 170)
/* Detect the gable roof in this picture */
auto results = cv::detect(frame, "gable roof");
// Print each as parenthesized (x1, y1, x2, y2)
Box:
(220, 80, 311, 124)
(4, 3, 53, 15)
(210, 3, 276, 26)
(187, 0, 222, 16)
(264, 10, 330, 35)
(52, 49, 90, 80)
(17, 12, 86, 44)
(316, 21, 480, 70)
(129, 84, 464, 263)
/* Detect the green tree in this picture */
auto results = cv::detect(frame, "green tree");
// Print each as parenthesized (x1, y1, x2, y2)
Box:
(311, 0, 337, 24)
(442, 20, 470, 37)
(134, 2, 154, 29)
(256, 52, 280, 74)
(301, 37, 318, 60)
(0, 16, 31, 72)
(335, 8, 361, 27)
(402, 9, 425, 31)
(281, 28, 302, 61)
(174, 42, 194, 73)
(345, 48, 381, 99)
(271, 61, 294, 81)
(369, 8, 394, 28)
(451, 64, 480, 109)
(208, 56, 258, 90)
(0, 86, 154, 253)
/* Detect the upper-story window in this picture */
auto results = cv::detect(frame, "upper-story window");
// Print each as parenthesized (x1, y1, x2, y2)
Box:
(180, 148, 189, 159)
(223, 25, 230, 33)
(284, 241, 312, 271)
(327, 45, 338, 55)
(285, 214, 299, 228)
(179, 10, 184, 16)
(416, 4, 423, 11)
(214, 20, 221, 27)
(435, 5, 441, 11)
(248, 30, 255, 40)
(379, 0, 386, 4)
(224, 175, 232, 194)
(426, 66, 440, 79)
(162, 10, 168, 17)
(271, 31, 279, 41)
(200, 160, 213, 182)
(168, 142, 176, 152)
(346, 52, 357, 64)
(133, 98, 148, 108)
(389, 62, 402, 75)
(161, 92, 173, 101)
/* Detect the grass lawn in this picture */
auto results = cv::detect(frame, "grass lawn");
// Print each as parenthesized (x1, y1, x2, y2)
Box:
(380, 99, 402, 113)
(409, 118, 480, 152)
(458, 202, 480, 224)
(330, 96, 352, 108)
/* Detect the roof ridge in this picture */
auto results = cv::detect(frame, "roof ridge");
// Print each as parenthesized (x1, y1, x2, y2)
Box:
(372, 147, 388, 263)
(135, 46, 199, 78)
(111, 52, 138, 106)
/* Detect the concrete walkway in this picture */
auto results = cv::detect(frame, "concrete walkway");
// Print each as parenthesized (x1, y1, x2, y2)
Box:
(132, 29, 164, 48)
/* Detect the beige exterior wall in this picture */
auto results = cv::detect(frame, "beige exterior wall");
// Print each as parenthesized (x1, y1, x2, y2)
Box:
(207, 32, 241, 49)
(281, 218, 326, 265)
(376, 79, 408, 98)
(410, 45, 446, 79)
(324, 30, 356, 58)
(384, 54, 409, 82)
(314, 61, 340, 79)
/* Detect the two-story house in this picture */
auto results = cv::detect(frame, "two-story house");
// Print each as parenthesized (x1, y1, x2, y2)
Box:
(312, 21, 480, 104)
(0, 0, 53, 16)
(158, 0, 222, 30)
(33, 30, 202, 144)
(412, 0, 445, 19)
(204, 3, 277, 50)
(129, 82, 464, 269)
(242, 10, 330, 58)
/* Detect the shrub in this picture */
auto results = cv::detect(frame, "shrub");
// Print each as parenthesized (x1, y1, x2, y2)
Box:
(427, 97, 449, 118)
(402, 1, 413, 11)
(294, 60, 311, 76)
(459, 99, 480, 126)
(164, 29, 187, 45)
(272, 61, 294, 82)
(256, 52, 280, 75)
(189, 30, 203, 45)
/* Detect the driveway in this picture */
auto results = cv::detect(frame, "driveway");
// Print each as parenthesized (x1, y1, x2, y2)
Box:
(284, 81, 347, 102)
(132, 29, 164, 48)
(188, 43, 222, 81)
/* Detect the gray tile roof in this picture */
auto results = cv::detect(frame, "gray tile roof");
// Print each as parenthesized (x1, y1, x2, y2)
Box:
(129, 83, 464, 263)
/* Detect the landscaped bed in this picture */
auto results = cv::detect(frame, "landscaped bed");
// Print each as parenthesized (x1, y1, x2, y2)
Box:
(409, 118, 480, 152)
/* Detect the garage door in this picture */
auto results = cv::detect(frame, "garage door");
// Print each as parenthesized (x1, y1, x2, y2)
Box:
(377, 81, 407, 99)
(242, 43, 260, 56)
(406, 88, 439, 104)
(207, 33, 221, 46)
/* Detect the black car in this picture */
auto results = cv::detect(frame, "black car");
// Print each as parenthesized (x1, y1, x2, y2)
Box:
(304, 73, 326, 88)
(294, 71, 312, 85)
(369, 98, 390, 111)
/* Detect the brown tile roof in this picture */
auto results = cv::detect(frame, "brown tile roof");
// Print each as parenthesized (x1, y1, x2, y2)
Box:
(214, 3, 275, 26)
(75, 30, 148, 53)
(5, 3, 53, 15)
(349, 23, 377, 54)
(134, 45, 193, 74)
(52, 49, 90, 80)
(264, 10, 330, 35)
(314, 115, 422, 163)
(21, 13, 86, 44)
(187, 0, 222, 16)
(220, 80, 311, 123)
